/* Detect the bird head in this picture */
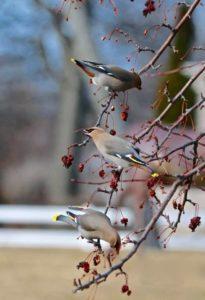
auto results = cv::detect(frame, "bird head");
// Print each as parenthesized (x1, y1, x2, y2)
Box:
(83, 127, 105, 138)
(133, 72, 142, 90)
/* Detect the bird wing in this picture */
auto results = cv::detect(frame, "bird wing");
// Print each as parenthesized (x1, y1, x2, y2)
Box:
(78, 211, 112, 232)
(71, 59, 95, 77)
(75, 60, 132, 81)
(104, 136, 147, 167)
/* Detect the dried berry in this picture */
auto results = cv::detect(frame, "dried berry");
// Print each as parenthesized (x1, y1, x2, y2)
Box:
(121, 217, 128, 226)
(121, 284, 129, 293)
(93, 255, 100, 266)
(149, 189, 156, 197)
(177, 203, 183, 212)
(121, 111, 128, 121)
(189, 216, 201, 232)
(92, 269, 98, 276)
(78, 163, 84, 172)
(61, 154, 74, 169)
(99, 169, 105, 178)
(143, 0, 155, 17)
(172, 200, 177, 209)
(110, 178, 118, 190)
(77, 261, 90, 273)
(147, 176, 158, 189)
(110, 129, 116, 135)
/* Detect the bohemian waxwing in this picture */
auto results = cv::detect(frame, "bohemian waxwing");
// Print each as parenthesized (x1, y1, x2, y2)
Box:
(70, 58, 142, 92)
(52, 206, 121, 254)
(84, 127, 157, 174)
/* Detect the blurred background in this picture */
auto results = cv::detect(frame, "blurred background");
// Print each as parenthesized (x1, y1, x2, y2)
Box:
(0, 1, 205, 299)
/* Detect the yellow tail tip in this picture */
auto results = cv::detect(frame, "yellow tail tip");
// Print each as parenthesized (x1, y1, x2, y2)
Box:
(52, 214, 59, 222)
(151, 172, 159, 178)
(70, 57, 76, 63)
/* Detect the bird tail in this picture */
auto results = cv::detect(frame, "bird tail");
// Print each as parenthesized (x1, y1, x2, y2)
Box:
(130, 154, 159, 177)
(70, 58, 95, 77)
(52, 213, 77, 228)
(143, 164, 159, 177)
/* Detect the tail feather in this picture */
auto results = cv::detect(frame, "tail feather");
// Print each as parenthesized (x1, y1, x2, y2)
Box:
(52, 214, 77, 228)
(70, 58, 95, 77)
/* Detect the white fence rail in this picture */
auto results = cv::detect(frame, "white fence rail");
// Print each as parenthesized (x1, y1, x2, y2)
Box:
(0, 199, 204, 250)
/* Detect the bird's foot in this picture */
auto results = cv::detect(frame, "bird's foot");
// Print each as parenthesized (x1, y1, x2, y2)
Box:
(87, 239, 102, 252)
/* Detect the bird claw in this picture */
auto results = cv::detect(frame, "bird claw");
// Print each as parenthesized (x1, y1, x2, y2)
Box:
(87, 239, 102, 251)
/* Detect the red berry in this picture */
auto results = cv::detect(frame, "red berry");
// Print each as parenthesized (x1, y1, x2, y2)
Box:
(189, 216, 201, 232)
(78, 163, 84, 172)
(61, 154, 74, 169)
(93, 255, 100, 266)
(149, 189, 156, 197)
(172, 200, 177, 209)
(121, 217, 128, 226)
(147, 177, 158, 189)
(77, 261, 90, 273)
(121, 285, 129, 293)
(143, 0, 156, 16)
(99, 169, 105, 178)
(120, 111, 128, 121)
(110, 178, 118, 190)
(177, 203, 183, 212)
(110, 129, 116, 135)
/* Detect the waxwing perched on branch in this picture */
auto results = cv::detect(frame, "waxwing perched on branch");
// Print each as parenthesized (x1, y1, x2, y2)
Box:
(52, 206, 121, 254)
(84, 127, 158, 175)
(70, 58, 142, 92)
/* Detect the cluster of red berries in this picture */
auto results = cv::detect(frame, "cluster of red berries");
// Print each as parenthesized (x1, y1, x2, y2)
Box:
(61, 154, 74, 169)
(121, 217, 128, 226)
(143, 0, 156, 17)
(189, 216, 201, 232)
(121, 284, 132, 295)
(77, 261, 90, 273)
(110, 170, 121, 190)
